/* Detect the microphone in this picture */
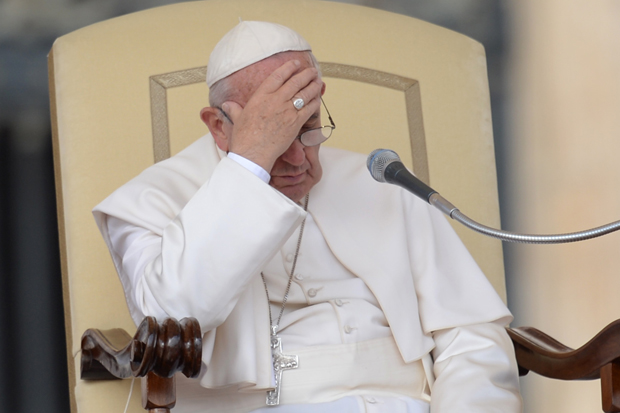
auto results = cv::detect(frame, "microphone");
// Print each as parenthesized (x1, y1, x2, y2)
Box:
(367, 149, 620, 244)
(367, 149, 437, 203)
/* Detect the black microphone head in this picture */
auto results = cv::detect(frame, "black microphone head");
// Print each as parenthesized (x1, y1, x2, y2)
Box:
(367, 149, 401, 182)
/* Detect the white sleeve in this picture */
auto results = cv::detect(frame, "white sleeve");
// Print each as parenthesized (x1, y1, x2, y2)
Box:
(98, 158, 306, 332)
(430, 320, 523, 412)
(105, 215, 169, 324)
(227, 152, 270, 183)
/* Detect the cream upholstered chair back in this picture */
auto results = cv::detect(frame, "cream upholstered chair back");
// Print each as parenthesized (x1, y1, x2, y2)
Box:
(49, 1, 505, 411)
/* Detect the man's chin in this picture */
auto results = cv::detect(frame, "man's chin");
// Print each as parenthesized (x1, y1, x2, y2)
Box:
(282, 189, 305, 203)
(272, 183, 308, 204)
(270, 172, 320, 204)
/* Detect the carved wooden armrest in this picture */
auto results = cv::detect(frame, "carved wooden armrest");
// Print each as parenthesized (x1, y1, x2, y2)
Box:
(81, 317, 202, 412)
(508, 320, 620, 413)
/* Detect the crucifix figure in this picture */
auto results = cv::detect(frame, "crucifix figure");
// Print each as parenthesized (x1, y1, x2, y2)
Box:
(266, 326, 299, 406)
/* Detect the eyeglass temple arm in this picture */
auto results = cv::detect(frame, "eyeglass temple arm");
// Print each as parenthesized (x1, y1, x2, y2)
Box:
(321, 97, 336, 129)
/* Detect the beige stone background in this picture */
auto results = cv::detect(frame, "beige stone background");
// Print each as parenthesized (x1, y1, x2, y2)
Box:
(506, 1, 620, 411)
(1, 0, 619, 412)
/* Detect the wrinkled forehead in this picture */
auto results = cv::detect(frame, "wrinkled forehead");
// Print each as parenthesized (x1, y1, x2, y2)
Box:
(227, 51, 314, 104)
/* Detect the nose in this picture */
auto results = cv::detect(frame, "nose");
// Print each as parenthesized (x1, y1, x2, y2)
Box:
(280, 138, 307, 166)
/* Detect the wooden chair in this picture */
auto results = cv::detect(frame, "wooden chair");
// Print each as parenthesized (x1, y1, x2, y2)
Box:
(48, 0, 620, 411)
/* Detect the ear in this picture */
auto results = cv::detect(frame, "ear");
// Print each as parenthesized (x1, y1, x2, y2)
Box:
(320, 81, 326, 96)
(200, 107, 230, 152)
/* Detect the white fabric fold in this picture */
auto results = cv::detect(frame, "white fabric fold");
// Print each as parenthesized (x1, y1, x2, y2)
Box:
(430, 321, 522, 412)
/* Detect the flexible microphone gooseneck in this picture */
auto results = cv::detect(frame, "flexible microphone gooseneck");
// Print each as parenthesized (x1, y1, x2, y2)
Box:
(367, 149, 620, 244)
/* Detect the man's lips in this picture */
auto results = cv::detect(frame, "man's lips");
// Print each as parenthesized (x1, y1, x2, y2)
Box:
(271, 171, 306, 185)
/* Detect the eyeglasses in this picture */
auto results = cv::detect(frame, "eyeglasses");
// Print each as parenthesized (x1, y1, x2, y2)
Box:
(296, 97, 336, 146)
(216, 97, 336, 147)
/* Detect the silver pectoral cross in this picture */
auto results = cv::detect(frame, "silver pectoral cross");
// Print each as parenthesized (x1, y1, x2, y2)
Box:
(266, 327, 299, 406)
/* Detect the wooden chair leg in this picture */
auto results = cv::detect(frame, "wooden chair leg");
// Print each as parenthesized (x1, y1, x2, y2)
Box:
(142, 371, 176, 412)
(601, 362, 620, 413)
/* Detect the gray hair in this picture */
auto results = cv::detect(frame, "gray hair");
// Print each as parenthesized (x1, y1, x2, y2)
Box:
(208, 51, 321, 107)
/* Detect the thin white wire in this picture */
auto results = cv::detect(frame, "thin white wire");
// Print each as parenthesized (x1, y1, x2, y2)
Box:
(123, 377, 136, 413)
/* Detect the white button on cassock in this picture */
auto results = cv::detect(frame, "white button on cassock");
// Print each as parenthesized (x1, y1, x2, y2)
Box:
(294, 274, 303, 281)
(335, 299, 344, 306)
(307, 288, 317, 297)
(344, 325, 354, 334)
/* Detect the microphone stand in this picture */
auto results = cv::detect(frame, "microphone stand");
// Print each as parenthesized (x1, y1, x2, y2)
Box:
(368, 149, 620, 244)
(428, 192, 620, 244)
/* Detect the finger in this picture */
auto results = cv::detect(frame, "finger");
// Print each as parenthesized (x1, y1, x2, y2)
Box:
(277, 67, 320, 100)
(291, 94, 321, 125)
(301, 94, 321, 114)
(256, 59, 303, 93)
(289, 78, 323, 111)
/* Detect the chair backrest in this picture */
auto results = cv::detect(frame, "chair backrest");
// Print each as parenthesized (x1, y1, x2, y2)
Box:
(49, 0, 505, 411)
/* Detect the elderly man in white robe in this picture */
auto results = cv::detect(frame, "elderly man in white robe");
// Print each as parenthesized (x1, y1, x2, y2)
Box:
(93, 21, 522, 413)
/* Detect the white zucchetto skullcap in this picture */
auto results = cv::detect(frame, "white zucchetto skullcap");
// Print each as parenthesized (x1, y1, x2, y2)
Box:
(206, 21, 312, 87)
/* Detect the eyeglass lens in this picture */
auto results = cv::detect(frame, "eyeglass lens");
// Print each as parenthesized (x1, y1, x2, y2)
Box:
(299, 126, 334, 146)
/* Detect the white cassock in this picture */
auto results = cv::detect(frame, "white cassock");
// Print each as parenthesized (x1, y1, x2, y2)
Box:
(93, 135, 522, 413)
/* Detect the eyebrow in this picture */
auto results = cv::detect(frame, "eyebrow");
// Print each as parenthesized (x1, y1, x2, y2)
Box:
(302, 113, 320, 128)
(305, 112, 320, 122)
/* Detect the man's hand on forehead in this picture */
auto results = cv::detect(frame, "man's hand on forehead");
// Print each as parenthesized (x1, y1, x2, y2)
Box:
(257, 59, 321, 105)
(221, 59, 323, 173)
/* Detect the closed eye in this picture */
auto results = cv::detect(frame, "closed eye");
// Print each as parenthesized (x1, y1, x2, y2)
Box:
(301, 113, 320, 132)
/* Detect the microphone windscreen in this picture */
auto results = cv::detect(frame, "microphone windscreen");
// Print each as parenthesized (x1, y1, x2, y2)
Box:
(367, 149, 401, 182)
